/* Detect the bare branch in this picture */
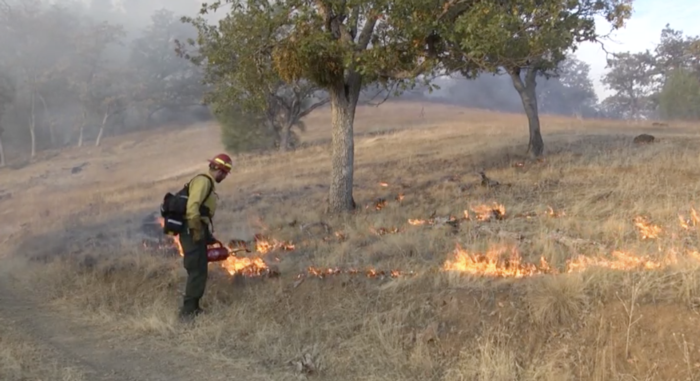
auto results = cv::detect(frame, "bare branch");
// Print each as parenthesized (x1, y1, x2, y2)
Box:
(298, 98, 329, 118)
(366, 81, 400, 107)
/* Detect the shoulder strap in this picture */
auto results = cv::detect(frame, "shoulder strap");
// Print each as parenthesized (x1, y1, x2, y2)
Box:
(203, 175, 214, 202)
(188, 174, 214, 202)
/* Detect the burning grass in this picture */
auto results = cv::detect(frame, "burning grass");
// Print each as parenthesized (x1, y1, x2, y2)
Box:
(6, 103, 700, 380)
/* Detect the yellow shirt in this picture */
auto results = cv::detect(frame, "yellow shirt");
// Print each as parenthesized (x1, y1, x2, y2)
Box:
(185, 173, 217, 228)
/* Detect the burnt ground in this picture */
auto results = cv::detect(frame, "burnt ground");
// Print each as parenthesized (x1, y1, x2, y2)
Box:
(0, 212, 286, 381)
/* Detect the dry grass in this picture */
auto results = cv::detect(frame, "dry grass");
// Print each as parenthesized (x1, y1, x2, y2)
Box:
(4, 101, 700, 380)
(0, 315, 86, 381)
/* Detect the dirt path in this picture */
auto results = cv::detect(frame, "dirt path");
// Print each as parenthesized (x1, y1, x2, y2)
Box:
(0, 262, 240, 381)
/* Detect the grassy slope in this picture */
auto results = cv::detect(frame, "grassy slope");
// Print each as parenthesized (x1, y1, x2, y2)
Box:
(3, 101, 700, 380)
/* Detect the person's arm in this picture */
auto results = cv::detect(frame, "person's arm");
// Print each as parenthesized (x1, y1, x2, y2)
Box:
(185, 176, 211, 241)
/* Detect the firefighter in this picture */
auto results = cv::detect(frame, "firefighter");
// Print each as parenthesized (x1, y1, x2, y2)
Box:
(178, 153, 233, 321)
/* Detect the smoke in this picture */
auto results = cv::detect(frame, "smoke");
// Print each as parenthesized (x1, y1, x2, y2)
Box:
(0, 0, 604, 166)
(0, 0, 229, 162)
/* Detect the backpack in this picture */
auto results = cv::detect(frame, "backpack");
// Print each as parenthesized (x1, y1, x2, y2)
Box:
(160, 174, 214, 236)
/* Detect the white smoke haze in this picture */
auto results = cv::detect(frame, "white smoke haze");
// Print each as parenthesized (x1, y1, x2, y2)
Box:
(0, 0, 680, 168)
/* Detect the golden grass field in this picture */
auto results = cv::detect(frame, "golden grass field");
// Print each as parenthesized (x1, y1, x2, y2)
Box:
(2, 100, 700, 380)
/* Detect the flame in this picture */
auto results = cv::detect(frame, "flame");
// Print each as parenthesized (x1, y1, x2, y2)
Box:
(443, 243, 700, 278)
(443, 244, 548, 278)
(679, 208, 700, 230)
(470, 203, 506, 221)
(221, 235, 293, 276)
(156, 217, 184, 256)
(370, 226, 401, 235)
(152, 218, 292, 277)
(367, 198, 388, 211)
(322, 231, 347, 243)
(220, 255, 271, 277)
(633, 216, 662, 240)
(545, 206, 565, 217)
(253, 234, 295, 254)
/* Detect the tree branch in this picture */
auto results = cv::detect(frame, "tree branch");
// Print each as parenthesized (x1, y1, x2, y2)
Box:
(298, 98, 329, 118)
(365, 81, 400, 107)
(356, 12, 378, 50)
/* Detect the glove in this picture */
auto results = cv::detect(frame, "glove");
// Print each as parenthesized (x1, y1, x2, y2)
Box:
(188, 218, 203, 242)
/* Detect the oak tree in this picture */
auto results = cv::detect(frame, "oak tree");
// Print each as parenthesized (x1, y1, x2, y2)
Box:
(652, 25, 700, 120)
(443, 0, 632, 156)
(600, 51, 658, 119)
(191, 0, 443, 213)
(68, 20, 126, 146)
(180, 7, 327, 152)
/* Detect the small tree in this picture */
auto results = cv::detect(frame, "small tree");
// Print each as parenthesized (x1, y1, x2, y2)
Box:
(215, 103, 275, 153)
(191, 0, 442, 212)
(601, 51, 658, 120)
(443, 0, 632, 156)
(658, 68, 700, 121)
(180, 7, 327, 152)
(68, 20, 125, 146)
(654, 24, 699, 77)
(0, 69, 15, 167)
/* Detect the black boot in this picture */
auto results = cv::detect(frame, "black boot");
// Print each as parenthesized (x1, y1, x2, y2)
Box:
(194, 299, 205, 316)
(178, 299, 199, 323)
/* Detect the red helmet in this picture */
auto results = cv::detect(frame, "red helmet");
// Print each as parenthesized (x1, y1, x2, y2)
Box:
(208, 153, 233, 173)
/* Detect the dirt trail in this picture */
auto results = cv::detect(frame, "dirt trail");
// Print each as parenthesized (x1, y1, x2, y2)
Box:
(0, 262, 234, 381)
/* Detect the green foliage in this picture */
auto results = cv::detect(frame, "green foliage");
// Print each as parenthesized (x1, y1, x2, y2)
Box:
(658, 68, 700, 120)
(447, 0, 633, 74)
(601, 24, 700, 119)
(181, 3, 286, 114)
(193, 0, 444, 93)
(214, 104, 277, 153)
(601, 51, 658, 118)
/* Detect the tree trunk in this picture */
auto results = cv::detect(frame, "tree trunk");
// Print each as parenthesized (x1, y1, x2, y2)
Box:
(278, 121, 293, 152)
(327, 74, 362, 214)
(509, 66, 544, 157)
(95, 110, 109, 147)
(37, 94, 54, 147)
(29, 91, 36, 158)
(0, 134, 5, 168)
(78, 108, 87, 147)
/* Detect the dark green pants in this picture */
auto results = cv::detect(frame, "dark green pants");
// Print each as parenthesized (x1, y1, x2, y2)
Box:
(178, 225, 212, 316)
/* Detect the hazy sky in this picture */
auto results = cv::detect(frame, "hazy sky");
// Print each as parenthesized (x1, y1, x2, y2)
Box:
(575, 0, 700, 100)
